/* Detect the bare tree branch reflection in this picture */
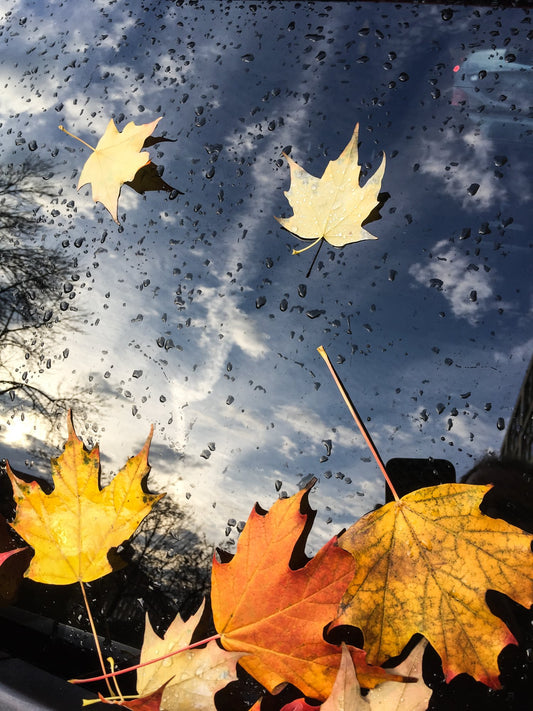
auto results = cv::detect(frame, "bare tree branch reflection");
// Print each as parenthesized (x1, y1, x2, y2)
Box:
(0, 159, 86, 426)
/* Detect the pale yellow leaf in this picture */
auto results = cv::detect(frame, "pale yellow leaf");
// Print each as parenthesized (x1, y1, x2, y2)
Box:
(137, 599, 242, 711)
(321, 643, 370, 711)
(366, 639, 431, 710)
(77, 117, 162, 222)
(275, 124, 385, 254)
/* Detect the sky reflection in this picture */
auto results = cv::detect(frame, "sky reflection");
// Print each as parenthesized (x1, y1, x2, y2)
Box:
(0, 1, 531, 549)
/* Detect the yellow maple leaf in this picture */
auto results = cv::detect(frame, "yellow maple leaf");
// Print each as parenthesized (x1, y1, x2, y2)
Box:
(60, 117, 163, 223)
(275, 124, 386, 255)
(334, 483, 533, 688)
(6, 411, 164, 585)
(137, 599, 242, 710)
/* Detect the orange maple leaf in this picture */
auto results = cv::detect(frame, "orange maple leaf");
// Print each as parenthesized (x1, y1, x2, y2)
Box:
(211, 482, 405, 701)
(334, 483, 533, 688)
(6, 411, 164, 585)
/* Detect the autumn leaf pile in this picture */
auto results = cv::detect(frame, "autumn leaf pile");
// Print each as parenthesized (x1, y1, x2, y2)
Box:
(2, 413, 532, 711)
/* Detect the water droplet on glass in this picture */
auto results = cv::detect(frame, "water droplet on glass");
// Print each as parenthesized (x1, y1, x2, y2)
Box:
(241, 53, 255, 62)
(280, 298, 288, 312)
(255, 296, 266, 309)
(497, 417, 505, 431)
(297, 284, 307, 298)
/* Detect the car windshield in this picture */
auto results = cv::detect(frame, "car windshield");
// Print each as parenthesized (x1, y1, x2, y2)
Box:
(0, 0, 531, 700)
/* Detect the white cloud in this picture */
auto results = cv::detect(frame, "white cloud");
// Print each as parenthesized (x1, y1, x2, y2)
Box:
(409, 238, 502, 324)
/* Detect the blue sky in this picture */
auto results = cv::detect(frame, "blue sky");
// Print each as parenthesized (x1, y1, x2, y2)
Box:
(0, 0, 531, 548)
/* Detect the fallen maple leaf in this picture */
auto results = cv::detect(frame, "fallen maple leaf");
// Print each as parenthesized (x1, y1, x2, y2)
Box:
(365, 639, 431, 711)
(321, 643, 369, 711)
(211, 481, 405, 701)
(6, 411, 164, 585)
(60, 117, 170, 223)
(275, 124, 386, 255)
(136, 599, 241, 711)
(334, 483, 533, 688)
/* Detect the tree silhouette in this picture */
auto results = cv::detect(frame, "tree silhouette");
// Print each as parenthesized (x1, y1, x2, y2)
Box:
(0, 159, 84, 425)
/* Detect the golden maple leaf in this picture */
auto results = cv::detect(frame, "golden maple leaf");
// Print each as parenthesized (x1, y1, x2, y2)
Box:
(6, 411, 164, 585)
(334, 483, 533, 688)
(136, 599, 242, 710)
(59, 117, 163, 223)
(275, 124, 386, 255)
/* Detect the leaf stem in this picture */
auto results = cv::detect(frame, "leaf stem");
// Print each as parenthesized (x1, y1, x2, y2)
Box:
(70, 632, 222, 684)
(79, 581, 114, 696)
(292, 235, 323, 256)
(58, 125, 96, 152)
(317, 345, 400, 502)
(306, 238, 324, 279)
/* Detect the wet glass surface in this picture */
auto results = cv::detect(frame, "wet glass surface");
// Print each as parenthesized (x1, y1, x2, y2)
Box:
(0, 1, 531, 563)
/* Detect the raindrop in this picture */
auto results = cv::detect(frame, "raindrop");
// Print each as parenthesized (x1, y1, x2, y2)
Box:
(388, 269, 397, 281)
(279, 298, 288, 312)
(306, 309, 324, 319)
(297, 284, 307, 298)
(275, 480, 282, 491)
(132, 370, 143, 379)
(441, 8, 453, 21)
(200, 449, 211, 459)
(467, 183, 480, 196)
(420, 409, 429, 422)
(469, 290, 477, 302)
(436, 403, 445, 414)
(497, 417, 505, 431)
(484, 402, 492, 411)
(255, 296, 266, 309)
(241, 53, 255, 62)
(169, 189, 180, 200)
(398, 72, 409, 82)
(322, 440, 332, 456)
(226, 395, 234, 405)
(28, 140, 37, 151)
